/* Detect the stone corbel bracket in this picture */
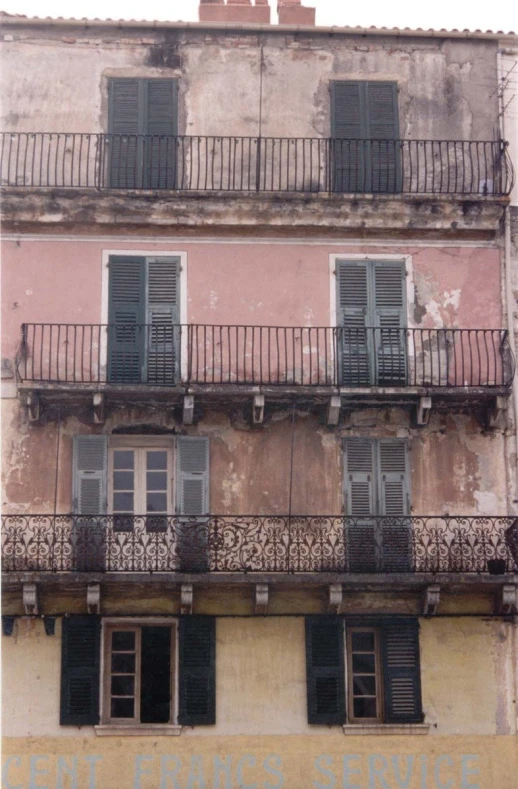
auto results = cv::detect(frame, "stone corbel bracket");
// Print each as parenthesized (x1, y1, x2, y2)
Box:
(423, 584, 440, 616)
(23, 583, 38, 615)
(181, 583, 193, 615)
(416, 396, 432, 427)
(183, 395, 194, 425)
(498, 584, 517, 615)
(327, 396, 341, 426)
(328, 584, 343, 614)
(87, 583, 101, 615)
(255, 584, 269, 614)
(253, 395, 265, 425)
(26, 392, 40, 422)
(93, 392, 105, 424)
(488, 396, 508, 429)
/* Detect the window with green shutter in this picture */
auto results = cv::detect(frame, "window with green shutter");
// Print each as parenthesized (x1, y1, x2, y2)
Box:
(176, 437, 210, 572)
(178, 617, 216, 725)
(336, 259, 407, 386)
(344, 438, 411, 573)
(331, 81, 400, 193)
(60, 616, 101, 725)
(107, 255, 181, 384)
(305, 617, 423, 726)
(108, 78, 178, 188)
(72, 436, 108, 572)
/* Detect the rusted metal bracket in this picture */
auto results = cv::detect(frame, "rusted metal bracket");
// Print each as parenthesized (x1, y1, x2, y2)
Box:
(253, 394, 265, 425)
(416, 396, 432, 426)
(26, 392, 40, 422)
(488, 395, 508, 429)
(22, 583, 38, 615)
(327, 395, 341, 426)
(87, 583, 101, 614)
(93, 392, 104, 424)
(181, 583, 193, 615)
(423, 584, 440, 616)
(498, 584, 517, 615)
(255, 583, 269, 614)
(183, 395, 194, 425)
(328, 583, 343, 614)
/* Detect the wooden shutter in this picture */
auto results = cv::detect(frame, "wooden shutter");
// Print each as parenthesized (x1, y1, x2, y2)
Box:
(365, 82, 400, 193)
(336, 261, 371, 386)
(373, 262, 407, 386)
(176, 437, 209, 516)
(108, 256, 146, 383)
(60, 616, 101, 725)
(178, 617, 216, 725)
(72, 435, 108, 514)
(331, 81, 366, 192)
(344, 439, 377, 572)
(147, 257, 180, 385)
(379, 440, 411, 572)
(108, 78, 141, 188)
(381, 619, 423, 723)
(305, 617, 345, 724)
(145, 79, 178, 189)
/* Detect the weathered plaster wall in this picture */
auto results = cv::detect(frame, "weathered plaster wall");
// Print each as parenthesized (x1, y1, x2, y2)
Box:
(0, 27, 499, 141)
(2, 616, 516, 740)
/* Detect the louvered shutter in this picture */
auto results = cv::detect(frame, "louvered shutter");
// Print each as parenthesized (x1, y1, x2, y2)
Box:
(108, 257, 146, 383)
(305, 617, 345, 724)
(336, 261, 372, 386)
(344, 439, 377, 572)
(60, 616, 101, 725)
(366, 82, 400, 193)
(145, 80, 178, 189)
(146, 257, 180, 385)
(381, 619, 423, 723)
(373, 263, 407, 386)
(108, 78, 141, 188)
(379, 441, 411, 572)
(176, 437, 210, 572)
(178, 617, 216, 725)
(331, 82, 366, 192)
(72, 435, 107, 571)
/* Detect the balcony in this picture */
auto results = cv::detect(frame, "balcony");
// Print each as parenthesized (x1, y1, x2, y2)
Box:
(1, 134, 513, 235)
(16, 324, 514, 415)
(2, 515, 517, 580)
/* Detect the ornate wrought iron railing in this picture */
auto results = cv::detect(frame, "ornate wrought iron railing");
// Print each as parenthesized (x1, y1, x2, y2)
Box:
(16, 324, 514, 389)
(2, 515, 517, 575)
(1, 133, 514, 195)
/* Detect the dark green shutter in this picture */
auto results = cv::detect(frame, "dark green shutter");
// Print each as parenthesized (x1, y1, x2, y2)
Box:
(366, 82, 400, 193)
(344, 439, 377, 572)
(147, 257, 180, 384)
(60, 616, 101, 725)
(381, 619, 423, 723)
(108, 78, 141, 188)
(331, 82, 365, 192)
(178, 617, 216, 725)
(72, 435, 108, 572)
(379, 441, 411, 572)
(305, 617, 345, 724)
(373, 262, 407, 385)
(336, 261, 371, 385)
(108, 256, 146, 383)
(146, 80, 178, 189)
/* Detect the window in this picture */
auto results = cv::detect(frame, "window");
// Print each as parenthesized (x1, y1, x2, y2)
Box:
(336, 259, 407, 387)
(344, 438, 411, 572)
(60, 616, 216, 728)
(305, 617, 422, 726)
(110, 445, 173, 531)
(331, 81, 400, 193)
(108, 255, 181, 385)
(108, 78, 178, 188)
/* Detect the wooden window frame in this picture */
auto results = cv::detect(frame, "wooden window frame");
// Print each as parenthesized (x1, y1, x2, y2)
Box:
(108, 437, 175, 519)
(102, 619, 178, 727)
(346, 626, 383, 724)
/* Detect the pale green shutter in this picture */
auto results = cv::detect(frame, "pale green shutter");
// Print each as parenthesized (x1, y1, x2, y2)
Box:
(373, 262, 407, 385)
(176, 437, 210, 572)
(72, 435, 108, 572)
(146, 257, 180, 385)
(336, 261, 372, 386)
(381, 619, 422, 723)
(108, 78, 141, 188)
(378, 440, 411, 572)
(365, 82, 400, 193)
(108, 257, 146, 383)
(344, 439, 377, 572)
(145, 79, 178, 189)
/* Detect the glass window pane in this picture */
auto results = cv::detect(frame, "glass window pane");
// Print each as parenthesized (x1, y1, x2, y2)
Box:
(353, 676, 377, 696)
(147, 492, 167, 513)
(113, 492, 134, 512)
(147, 472, 167, 491)
(353, 697, 378, 719)
(351, 632, 375, 652)
(113, 471, 134, 491)
(114, 450, 134, 470)
(112, 653, 136, 673)
(111, 698, 134, 718)
(112, 631, 135, 651)
(111, 675, 135, 696)
(352, 654, 376, 673)
(147, 451, 167, 470)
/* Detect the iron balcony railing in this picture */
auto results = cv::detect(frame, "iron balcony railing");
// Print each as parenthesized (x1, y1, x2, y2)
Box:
(2, 515, 517, 575)
(17, 324, 514, 389)
(1, 133, 514, 196)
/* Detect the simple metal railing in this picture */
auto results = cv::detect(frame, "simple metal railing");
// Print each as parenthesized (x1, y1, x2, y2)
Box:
(1, 133, 514, 195)
(2, 514, 517, 574)
(16, 324, 514, 389)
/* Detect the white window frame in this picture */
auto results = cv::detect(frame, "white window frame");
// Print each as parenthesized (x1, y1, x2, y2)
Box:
(108, 436, 175, 518)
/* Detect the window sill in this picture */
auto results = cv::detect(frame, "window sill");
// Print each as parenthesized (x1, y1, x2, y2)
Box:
(95, 725, 183, 737)
(342, 724, 429, 736)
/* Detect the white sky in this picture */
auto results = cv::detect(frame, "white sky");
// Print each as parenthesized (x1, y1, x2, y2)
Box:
(1, 0, 516, 33)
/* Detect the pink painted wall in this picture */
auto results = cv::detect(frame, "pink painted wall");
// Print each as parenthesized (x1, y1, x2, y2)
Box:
(1, 240, 502, 360)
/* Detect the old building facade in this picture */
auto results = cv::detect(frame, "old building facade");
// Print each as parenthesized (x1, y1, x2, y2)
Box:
(1, 1, 518, 786)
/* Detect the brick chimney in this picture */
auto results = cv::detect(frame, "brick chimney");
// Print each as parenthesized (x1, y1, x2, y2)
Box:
(199, 0, 271, 24)
(277, 0, 315, 25)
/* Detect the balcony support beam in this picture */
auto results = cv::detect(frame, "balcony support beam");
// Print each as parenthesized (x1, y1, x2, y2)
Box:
(181, 583, 194, 615)
(22, 583, 38, 615)
(255, 583, 269, 614)
(183, 395, 194, 425)
(489, 395, 508, 429)
(26, 392, 40, 422)
(93, 392, 104, 424)
(253, 394, 265, 425)
(423, 584, 440, 616)
(327, 395, 341, 426)
(328, 583, 343, 614)
(87, 583, 101, 614)
(498, 584, 517, 615)
(416, 396, 432, 426)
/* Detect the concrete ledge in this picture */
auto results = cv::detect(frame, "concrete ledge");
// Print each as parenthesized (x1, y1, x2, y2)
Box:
(342, 724, 430, 736)
(95, 725, 182, 736)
